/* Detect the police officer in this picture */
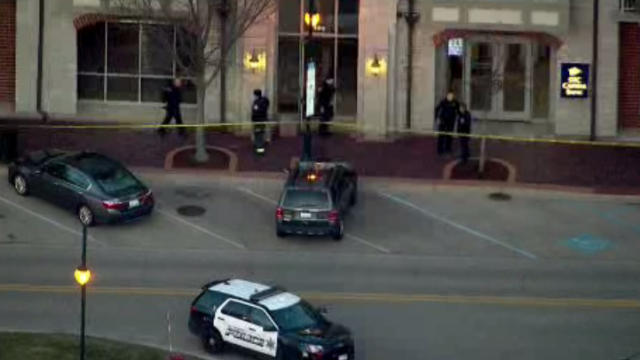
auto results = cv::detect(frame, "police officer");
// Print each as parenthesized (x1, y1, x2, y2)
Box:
(434, 90, 460, 155)
(456, 103, 473, 164)
(251, 89, 270, 153)
(158, 78, 185, 137)
(317, 78, 335, 137)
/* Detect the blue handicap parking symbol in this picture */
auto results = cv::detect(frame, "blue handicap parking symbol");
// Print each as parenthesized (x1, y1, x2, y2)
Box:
(563, 235, 612, 255)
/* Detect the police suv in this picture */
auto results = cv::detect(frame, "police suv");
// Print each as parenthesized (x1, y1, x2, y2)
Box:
(276, 162, 358, 240)
(189, 279, 355, 360)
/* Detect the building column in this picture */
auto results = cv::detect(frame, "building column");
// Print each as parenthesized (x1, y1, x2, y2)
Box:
(42, 0, 76, 115)
(358, 0, 398, 138)
(596, 0, 619, 136)
(15, 0, 38, 113)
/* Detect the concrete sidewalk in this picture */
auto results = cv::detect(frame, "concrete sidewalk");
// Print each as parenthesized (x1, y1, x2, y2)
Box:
(10, 126, 640, 194)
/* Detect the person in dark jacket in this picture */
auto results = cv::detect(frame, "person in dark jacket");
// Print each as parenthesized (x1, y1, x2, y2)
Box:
(317, 78, 335, 137)
(251, 89, 270, 153)
(159, 78, 185, 137)
(456, 103, 473, 163)
(434, 91, 460, 155)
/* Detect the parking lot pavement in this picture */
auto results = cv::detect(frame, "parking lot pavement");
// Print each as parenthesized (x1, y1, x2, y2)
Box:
(3, 164, 640, 261)
(379, 185, 640, 261)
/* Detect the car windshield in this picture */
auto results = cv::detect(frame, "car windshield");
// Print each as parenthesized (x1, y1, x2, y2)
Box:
(270, 301, 324, 332)
(77, 156, 143, 197)
(283, 189, 329, 209)
(93, 167, 143, 197)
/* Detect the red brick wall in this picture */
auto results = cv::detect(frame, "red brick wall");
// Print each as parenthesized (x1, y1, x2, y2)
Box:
(0, 0, 15, 107)
(619, 23, 640, 129)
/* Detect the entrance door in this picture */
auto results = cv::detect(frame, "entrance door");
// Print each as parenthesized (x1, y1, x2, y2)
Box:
(465, 41, 532, 120)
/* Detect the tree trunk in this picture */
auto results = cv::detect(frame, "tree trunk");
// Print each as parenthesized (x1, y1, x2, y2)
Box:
(193, 78, 209, 163)
(219, 1, 228, 124)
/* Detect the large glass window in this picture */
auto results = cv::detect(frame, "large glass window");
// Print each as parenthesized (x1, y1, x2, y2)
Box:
(77, 22, 196, 104)
(277, 0, 358, 115)
(470, 43, 493, 112)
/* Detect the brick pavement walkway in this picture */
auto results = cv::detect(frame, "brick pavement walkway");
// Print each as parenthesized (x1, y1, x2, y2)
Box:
(10, 126, 640, 193)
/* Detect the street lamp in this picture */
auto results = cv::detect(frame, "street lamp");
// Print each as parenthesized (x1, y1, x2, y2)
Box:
(74, 225, 91, 360)
(301, 0, 319, 161)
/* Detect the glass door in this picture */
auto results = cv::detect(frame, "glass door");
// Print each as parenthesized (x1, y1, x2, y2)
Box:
(500, 42, 531, 119)
(464, 40, 532, 120)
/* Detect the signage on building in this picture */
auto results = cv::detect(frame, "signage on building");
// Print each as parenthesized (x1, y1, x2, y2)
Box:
(560, 63, 589, 98)
(306, 62, 316, 117)
(448, 38, 464, 57)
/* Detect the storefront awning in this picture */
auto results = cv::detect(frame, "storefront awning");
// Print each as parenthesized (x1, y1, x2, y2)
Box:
(432, 29, 563, 49)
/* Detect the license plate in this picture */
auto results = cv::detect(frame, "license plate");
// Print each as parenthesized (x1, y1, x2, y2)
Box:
(339, 355, 348, 360)
(300, 212, 312, 219)
(129, 199, 140, 208)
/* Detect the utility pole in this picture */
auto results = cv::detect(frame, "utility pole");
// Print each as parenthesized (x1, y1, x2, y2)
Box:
(301, 0, 318, 161)
(401, 0, 419, 130)
(74, 226, 91, 360)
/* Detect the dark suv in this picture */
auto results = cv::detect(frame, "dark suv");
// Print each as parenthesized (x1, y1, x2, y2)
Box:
(275, 162, 357, 240)
(189, 279, 355, 360)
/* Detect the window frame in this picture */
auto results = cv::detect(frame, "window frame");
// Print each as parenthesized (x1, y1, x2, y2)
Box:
(77, 20, 197, 105)
(220, 299, 252, 321)
(276, 0, 359, 116)
(62, 165, 92, 190)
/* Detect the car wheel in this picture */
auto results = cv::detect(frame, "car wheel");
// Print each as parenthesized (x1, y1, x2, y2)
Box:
(202, 329, 224, 354)
(276, 226, 286, 238)
(78, 205, 95, 227)
(332, 222, 344, 241)
(13, 174, 28, 196)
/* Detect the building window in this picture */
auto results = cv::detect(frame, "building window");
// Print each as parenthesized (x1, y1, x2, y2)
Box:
(77, 21, 197, 104)
(277, 0, 359, 116)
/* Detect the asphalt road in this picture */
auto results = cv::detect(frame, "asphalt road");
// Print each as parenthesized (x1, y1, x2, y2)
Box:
(1, 167, 640, 360)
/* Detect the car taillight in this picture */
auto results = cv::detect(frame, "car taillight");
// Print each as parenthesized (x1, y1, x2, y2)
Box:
(276, 207, 284, 221)
(141, 190, 154, 204)
(102, 200, 127, 211)
(328, 210, 339, 224)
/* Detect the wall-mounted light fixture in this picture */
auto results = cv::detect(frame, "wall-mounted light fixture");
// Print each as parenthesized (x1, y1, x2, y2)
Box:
(244, 49, 267, 73)
(367, 53, 387, 77)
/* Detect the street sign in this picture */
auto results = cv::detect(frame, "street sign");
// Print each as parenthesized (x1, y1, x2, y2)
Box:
(560, 63, 589, 98)
(306, 62, 316, 117)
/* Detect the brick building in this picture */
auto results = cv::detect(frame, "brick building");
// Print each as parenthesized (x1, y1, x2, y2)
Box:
(0, 0, 16, 113)
(0, 0, 639, 138)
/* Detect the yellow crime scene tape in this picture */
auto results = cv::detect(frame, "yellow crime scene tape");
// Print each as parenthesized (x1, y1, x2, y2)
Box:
(1, 119, 640, 149)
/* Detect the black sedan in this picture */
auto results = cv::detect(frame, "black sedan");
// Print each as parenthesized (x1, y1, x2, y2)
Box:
(8, 150, 154, 226)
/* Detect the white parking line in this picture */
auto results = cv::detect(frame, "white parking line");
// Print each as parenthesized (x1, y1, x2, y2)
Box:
(345, 234, 391, 254)
(238, 187, 278, 205)
(378, 192, 537, 260)
(0, 195, 106, 247)
(156, 208, 246, 250)
(238, 186, 391, 254)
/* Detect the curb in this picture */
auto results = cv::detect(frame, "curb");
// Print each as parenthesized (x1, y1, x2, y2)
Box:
(164, 145, 238, 172)
(129, 166, 640, 201)
(442, 157, 517, 183)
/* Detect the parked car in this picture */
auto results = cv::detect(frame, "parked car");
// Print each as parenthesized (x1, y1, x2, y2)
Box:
(276, 161, 358, 240)
(8, 150, 154, 226)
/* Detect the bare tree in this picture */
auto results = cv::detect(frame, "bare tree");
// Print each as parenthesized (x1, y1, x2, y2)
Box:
(115, 0, 276, 162)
